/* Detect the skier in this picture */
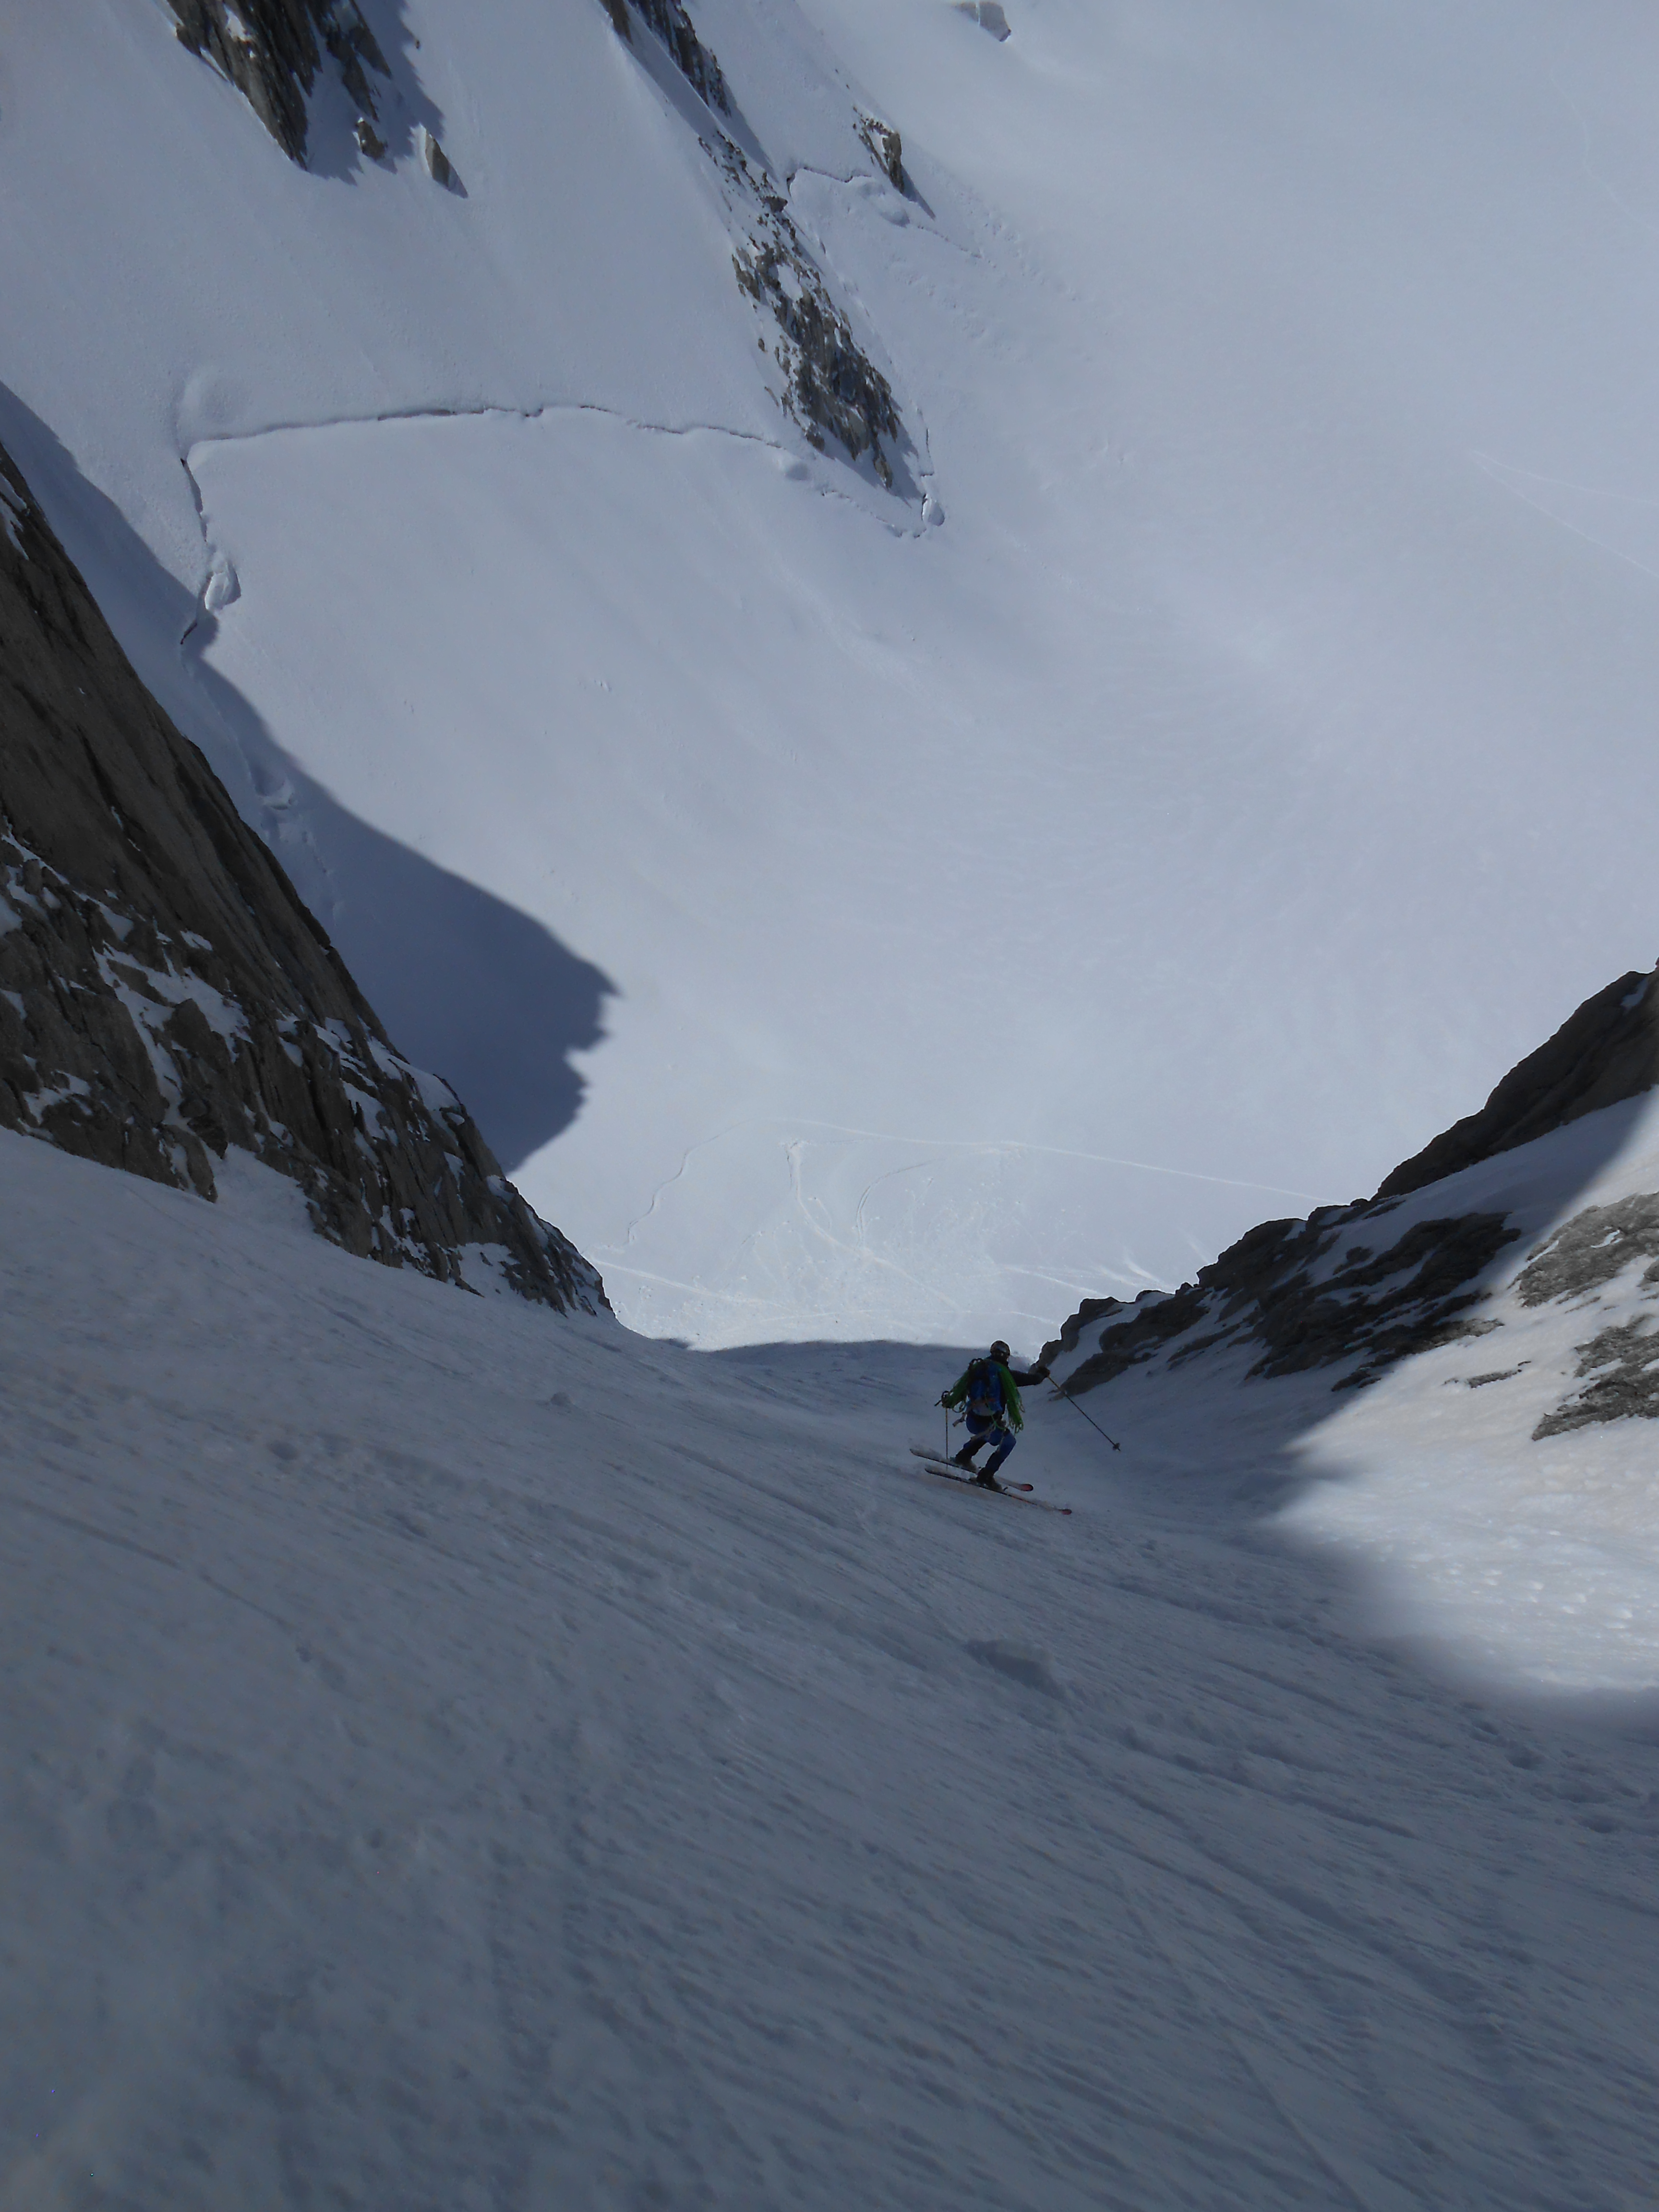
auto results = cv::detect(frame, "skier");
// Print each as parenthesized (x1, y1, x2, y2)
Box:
(938, 1341, 1050, 1488)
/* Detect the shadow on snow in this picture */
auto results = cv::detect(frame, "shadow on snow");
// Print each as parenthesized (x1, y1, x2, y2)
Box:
(0, 384, 614, 1175)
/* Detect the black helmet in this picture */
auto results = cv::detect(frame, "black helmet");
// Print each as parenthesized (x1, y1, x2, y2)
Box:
(989, 1340, 1011, 1361)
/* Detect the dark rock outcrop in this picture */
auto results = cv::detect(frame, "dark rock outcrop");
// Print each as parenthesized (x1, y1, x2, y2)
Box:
(0, 438, 603, 1315)
(1047, 962, 1659, 1407)
(1049, 1205, 1516, 1399)
(1534, 1317, 1659, 1437)
(167, 0, 389, 164)
(857, 116, 905, 192)
(1378, 968, 1659, 1199)
(734, 229, 901, 487)
(420, 125, 460, 191)
(1049, 1291, 1148, 1357)
(1514, 1192, 1659, 1310)
(605, 0, 730, 116)
(599, 1, 909, 487)
(1513, 1192, 1659, 1437)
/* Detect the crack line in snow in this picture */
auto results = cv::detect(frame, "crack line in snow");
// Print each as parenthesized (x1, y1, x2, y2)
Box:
(177, 394, 931, 633)
(169, 397, 930, 918)
(609, 1127, 974, 1317)
(613, 1123, 745, 1250)
(174, 443, 345, 911)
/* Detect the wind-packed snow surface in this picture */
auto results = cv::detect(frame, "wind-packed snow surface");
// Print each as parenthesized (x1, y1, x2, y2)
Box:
(4, 1, 1659, 1345)
(6, 1124, 1659, 2208)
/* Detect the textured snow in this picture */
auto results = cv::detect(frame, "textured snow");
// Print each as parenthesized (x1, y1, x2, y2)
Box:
(5, 1126, 1659, 2205)
(5, 2, 1659, 1347)
(3, 17, 1659, 2178)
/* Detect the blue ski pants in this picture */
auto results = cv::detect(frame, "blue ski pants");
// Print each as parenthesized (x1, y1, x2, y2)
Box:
(963, 1411, 1017, 1475)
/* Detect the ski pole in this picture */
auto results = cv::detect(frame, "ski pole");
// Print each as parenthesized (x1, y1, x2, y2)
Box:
(1053, 1385, 1121, 1453)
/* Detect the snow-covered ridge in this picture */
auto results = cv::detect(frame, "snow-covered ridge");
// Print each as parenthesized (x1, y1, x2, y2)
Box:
(0, 431, 602, 1313)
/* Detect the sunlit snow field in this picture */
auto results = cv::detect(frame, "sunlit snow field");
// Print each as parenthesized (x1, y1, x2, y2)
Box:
(5, 0, 1659, 1348)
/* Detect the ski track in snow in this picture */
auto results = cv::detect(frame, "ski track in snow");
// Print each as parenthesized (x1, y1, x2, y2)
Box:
(4, 1128, 1659, 2208)
(604, 1114, 1321, 1331)
(1473, 451, 1659, 590)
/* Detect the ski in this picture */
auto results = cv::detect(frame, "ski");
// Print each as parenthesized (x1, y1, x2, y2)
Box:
(910, 1445, 1033, 1490)
(906, 1448, 1070, 1514)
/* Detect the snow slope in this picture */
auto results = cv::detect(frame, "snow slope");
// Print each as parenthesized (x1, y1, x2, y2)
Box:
(6, 1124, 1659, 2208)
(5, 1, 1659, 1345)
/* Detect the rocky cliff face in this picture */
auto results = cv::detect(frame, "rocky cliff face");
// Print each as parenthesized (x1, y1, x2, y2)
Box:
(730, 172, 901, 487)
(1047, 963, 1659, 1433)
(166, 0, 390, 163)
(605, 0, 730, 116)
(1376, 968, 1659, 1198)
(603, 0, 912, 489)
(0, 437, 604, 1314)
